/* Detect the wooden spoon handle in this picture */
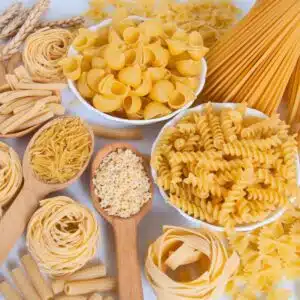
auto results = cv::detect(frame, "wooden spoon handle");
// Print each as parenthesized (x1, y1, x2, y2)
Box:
(114, 219, 143, 300)
(0, 186, 41, 264)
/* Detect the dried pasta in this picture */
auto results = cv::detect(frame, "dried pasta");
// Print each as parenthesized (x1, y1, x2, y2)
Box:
(29, 117, 93, 184)
(145, 226, 240, 299)
(23, 28, 74, 82)
(85, 0, 240, 47)
(26, 196, 99, 277)
(63, 17, 208, 120)
(0, 142, 22, 215)
(202, 0, 300, 116)
(151, 103, 299, 229)
(226, 206, 300, 299)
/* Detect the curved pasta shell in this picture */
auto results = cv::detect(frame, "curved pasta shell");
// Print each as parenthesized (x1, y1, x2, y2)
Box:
(95, 27, 109, 46)
(123, 27, 141, 44)
(123, 94, 142, 114)
(81, 56, 92, 72)
(83, 46, 107, 58)
(132, 71, 152, 96)
(148, 43, 169, 68)
(143, 47, 154, 66)
(60, 56, 82, 81)
(166, 39, 186, 56)
(116, 19, 136, 36)
(98, 74, 115, 94)
(172, 30, 188, 41)
(188, 31, 204, 47)
(149, 80, 174, 103)
(104, 46, 126, 70)
(87, 68, 106, 92)
(148, 68, 170, 81)
(175, 60, 202, 76)
(77, 72, 95, 99)
(93, 94, 122, 113)
(118, 64, 142, 88)
(139, 19, 164, 38)
(163, 23, 177, 38)
(168, 90, 186, 109)
(73, 29, 97, 52)
(175, 81, 195, 103)
(144, 102, 171, 120)
(102, 79, 129, 98)
(108, 28, 124, 46)
(188, 47, 209, 61)
(91, 57, 107, 69)
(127, 110, 144, 120)
(171, 75, 199, 91)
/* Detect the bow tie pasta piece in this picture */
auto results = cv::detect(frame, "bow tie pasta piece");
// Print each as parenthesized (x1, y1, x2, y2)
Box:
(148, 67, 170, 82)
(93, 94, 123, 113)
(149, 80, 175, 103)
(77, 72, 95, 99)
(132, 71, 152, 96)
(144, 102, 171, 120)
(73, 28, 97, 52)
(123, 95, 142, 114)
(91, 56, 107, 69)
(176, 59, 202, 76)
(104, 45, 126, 70)
(87, 69, 106, 92)
(60, 56, 82, 80)
(166, 39, 187, 56)
(118, 64, 142, 88)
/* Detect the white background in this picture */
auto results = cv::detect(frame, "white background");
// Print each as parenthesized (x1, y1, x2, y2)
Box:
(2, 1, 297, 300)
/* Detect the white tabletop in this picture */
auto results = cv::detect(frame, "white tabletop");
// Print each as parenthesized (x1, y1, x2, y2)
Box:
(2, 1, 298, 300)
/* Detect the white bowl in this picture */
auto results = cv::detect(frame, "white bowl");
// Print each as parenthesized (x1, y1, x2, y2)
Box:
(67, 16, 207, 125)
(151, 102, 300, 232)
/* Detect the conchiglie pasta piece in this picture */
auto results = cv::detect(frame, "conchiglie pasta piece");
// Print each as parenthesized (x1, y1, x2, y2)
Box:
(73, 29, 97, 52)
(149, 80, 174, 103)
(175, 59, 202, 76)
(166, 39, 186, 56)
(148, 43, 169, 68)
(60, 56, 82, 81)
(175, 81, 195, 103)
(127, 110, 144, 120)
(83, 46, 107, 58)
(163, 23, 177, 38)
(81, 56, 92, 72)
(168, 90, 186, 109)
(87, 68, 106, 92)
(98, 74, 115, 94)
(172, 30, 188, 41)
(186, 76, 199, 90)
(123, 27, 141, 44)
(132, 71, 152, 96)
(144, 102, 171, 120)
(124, 49, 137, 66)
(148, 67, 169, 81)
(95, 27, 109, 46)
(100, 77, 129, 98)
(139, 19, 164, 38)
(104, 46, 126, 70)
(93, 94, 122, 113)
(143, 47, 154, 66)
(118, 64, 142, 88)
(77, 72, 95, 99)
(188, 31, 204, 47)
(116, 19, 136, 36)
(123, 95, 142, 114)
(91, 57, 107, 69)
(108, 28, 124, 46)
(188, 46, 209, 61)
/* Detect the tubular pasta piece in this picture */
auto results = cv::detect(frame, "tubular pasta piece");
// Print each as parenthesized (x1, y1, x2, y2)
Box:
(60, 56, 83, 81)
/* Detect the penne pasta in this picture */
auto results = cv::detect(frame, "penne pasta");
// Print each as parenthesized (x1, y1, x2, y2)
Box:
(64, 265, 107, 281)
(51, 279, 65, 295)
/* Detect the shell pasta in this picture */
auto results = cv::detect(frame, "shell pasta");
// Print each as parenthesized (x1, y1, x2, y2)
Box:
(63, 18, 207, 120)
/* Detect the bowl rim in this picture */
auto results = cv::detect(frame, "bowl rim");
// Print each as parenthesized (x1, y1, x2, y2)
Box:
(150, 102, 300, 232)
(67, 15, 207, 126)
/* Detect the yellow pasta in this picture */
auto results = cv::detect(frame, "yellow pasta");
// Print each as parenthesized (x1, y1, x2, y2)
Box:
(68, 17, 206, 120)
(26, 196, 99, 277)
(0, 281, 22, 300)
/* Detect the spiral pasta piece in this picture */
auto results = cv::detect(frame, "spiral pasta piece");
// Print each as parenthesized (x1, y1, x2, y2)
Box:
(196, 115, 214, 150)
(0, 142, 22, 212)
(247, 188, 287, 207)
(220, 109, 237, 142)
(26, 196, 99, 277)
(145, 226, 240, 299)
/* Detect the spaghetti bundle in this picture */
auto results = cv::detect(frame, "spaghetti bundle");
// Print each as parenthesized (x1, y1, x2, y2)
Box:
(145, 226, 240, 299)
(0, 142, 22, 213)
(202, 0, 300, 116)
(27, 196, 99, 277)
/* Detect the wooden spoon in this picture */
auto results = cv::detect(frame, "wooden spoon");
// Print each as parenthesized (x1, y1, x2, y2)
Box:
(0, 116, 94, 264)
(90, 143, 153, 300)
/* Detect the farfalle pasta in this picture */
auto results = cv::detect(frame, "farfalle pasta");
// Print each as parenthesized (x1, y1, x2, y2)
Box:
(151, 103, 300, 229)
(62, 18, 207, 120)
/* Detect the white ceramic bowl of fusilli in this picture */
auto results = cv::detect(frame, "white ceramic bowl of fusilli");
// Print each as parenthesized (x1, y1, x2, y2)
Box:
(151, 102, 300, 232)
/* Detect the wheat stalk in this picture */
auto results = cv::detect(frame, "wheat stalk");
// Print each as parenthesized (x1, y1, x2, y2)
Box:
(0, 2, 22, 31)
(0, 8, 29, 39)
(37, 16, 86, 29)
(0, 0, 50, 61)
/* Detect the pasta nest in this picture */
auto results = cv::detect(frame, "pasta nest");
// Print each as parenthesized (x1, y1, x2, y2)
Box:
(26, 196, 99, 277)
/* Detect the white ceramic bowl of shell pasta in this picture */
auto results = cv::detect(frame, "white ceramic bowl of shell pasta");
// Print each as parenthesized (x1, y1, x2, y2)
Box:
(67, 16, 207, 125)
(151, 102, 300, 232)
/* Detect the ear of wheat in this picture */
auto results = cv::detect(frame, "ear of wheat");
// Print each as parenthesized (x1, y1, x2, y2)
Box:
(0, 2, 22, 31)
(0, 0, 50, 61)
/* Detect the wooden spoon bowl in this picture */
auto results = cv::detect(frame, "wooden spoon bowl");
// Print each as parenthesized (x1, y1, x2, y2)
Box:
(90, 143, 153, 300)
(0, 116, 94, 264)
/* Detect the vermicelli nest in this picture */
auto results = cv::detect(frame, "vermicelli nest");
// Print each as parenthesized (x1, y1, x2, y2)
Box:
(26, 196, 99, 277)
